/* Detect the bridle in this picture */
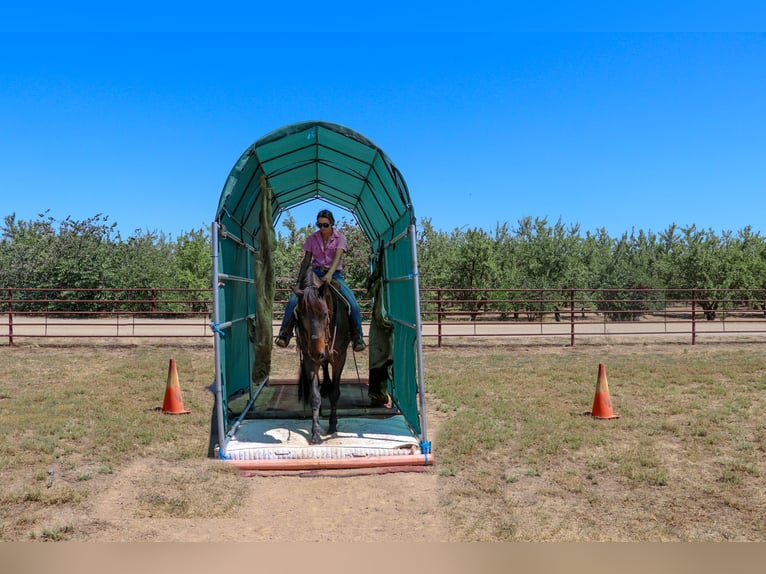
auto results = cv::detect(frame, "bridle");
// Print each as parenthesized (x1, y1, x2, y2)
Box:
(296, 285, 335, 365)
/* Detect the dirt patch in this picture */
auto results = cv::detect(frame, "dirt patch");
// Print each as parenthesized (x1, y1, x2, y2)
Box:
(77, 460, 450, 542)
(14, 404, 450, 542)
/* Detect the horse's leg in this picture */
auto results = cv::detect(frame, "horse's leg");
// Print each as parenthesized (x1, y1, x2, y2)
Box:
(325, 361, 338, 434)
(320, 361, 332, 398)
(309, 366, 323, 444)
(327, 352, 345, 435)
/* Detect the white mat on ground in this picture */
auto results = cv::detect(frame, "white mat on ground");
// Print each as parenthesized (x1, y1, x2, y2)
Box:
(224, 415, 421, 461)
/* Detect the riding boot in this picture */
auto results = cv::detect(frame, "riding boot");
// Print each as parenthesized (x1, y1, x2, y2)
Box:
(275, 319, 294, 348)
(348, 319, 366, 352)
(275, 332, 291, 348)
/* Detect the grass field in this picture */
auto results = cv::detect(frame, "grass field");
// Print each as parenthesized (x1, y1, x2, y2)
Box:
(426, 340, 765, 540)
(0, 338, 764, 541)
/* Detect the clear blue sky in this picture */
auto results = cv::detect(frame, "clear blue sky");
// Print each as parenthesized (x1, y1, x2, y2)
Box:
(2, 7, 765, 239)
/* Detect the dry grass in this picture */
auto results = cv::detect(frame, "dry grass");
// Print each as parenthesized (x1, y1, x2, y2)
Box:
(0, 340, 243, 540)
(0, 337, 764, 541)
(427, 339, 766, 541)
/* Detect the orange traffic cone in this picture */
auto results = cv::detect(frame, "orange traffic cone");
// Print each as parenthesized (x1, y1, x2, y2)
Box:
(162, 358, 190, 415)
(591, 363, 619, 419)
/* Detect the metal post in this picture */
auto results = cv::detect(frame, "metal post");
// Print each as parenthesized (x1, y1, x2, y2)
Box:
(7, 288, 13, 347)
(570, 289, 575, 347)
(409, 223, 429, 451)
(211, 222, 227, 457)
(437, 289, 443, 348)
(691, 288, 697, 345)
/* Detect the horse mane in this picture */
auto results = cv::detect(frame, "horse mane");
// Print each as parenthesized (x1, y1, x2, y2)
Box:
(297, 270, 326, 312)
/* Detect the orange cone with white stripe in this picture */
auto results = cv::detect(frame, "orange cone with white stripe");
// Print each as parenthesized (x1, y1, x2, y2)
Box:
(162, 358, 190, 414)
(591, 363, 619, 419)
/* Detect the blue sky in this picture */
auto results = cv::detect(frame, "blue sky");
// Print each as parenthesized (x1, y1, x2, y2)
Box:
(2, 8, 765, 240)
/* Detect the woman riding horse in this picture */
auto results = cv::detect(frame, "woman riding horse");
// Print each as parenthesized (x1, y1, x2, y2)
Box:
(276, 209, 366, 352)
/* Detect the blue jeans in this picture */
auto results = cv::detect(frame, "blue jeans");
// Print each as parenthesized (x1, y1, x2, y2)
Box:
(279, 269, 363, 341)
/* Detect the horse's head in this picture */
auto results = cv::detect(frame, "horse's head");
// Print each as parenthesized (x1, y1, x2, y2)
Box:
(294, 271, 330, 363)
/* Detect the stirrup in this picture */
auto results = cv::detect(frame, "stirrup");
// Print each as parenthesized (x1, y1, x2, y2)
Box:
(275, 334, 290, 348)
(353, 338, 366, 352)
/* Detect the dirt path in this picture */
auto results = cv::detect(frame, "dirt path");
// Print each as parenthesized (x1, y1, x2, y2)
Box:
(59, 406, 450, 542)
(78, 460, 448, 542)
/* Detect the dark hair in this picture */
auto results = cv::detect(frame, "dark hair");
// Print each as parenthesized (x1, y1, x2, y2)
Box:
(316, 209, 335, 225)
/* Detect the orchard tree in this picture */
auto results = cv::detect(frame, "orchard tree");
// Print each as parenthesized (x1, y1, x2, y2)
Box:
(336, 218, 371, 291)
(47, 214, 119, 290)
(513, 217, 575, 289)
(669, 226, 745, 319)
(273, 213, 313, 290)
(580, 227, 613, 291)
(594, 231, 660, 321)
(416, 218, 451, 289)
(654, 223, 684, 295)
(512, 217, 584, 319)
(448, 227, 498, 315)
(0, 212, 58, 288)
(175, 227, 212, 311)
(735, 226, 766, 314)
(0, 212, 121, 310)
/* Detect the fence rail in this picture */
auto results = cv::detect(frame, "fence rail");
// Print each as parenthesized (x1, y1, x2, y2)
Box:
(2, 287, 766, 346)
(420, 287, 766, 346)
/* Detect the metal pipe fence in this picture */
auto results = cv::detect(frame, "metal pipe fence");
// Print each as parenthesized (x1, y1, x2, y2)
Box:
(1, 287, 213, 344)
(418, 288, 766, 346)
(2, 287, 765, 346)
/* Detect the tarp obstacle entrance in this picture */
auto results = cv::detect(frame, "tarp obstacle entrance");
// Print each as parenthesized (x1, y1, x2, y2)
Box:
(210, 121, 431, 470)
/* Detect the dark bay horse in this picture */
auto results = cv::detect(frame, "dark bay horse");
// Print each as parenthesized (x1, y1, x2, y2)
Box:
(293, 269, 351, 444)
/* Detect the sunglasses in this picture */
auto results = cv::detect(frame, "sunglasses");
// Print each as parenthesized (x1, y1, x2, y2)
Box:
(316, 222, 331, 228)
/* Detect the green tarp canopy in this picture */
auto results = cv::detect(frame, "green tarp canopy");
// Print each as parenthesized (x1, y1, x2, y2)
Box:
(213, 121, 425, 441)
(218, 121, 414, 244)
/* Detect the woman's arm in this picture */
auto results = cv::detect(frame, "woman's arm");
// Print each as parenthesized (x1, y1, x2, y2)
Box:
(322, 248, 345, 284)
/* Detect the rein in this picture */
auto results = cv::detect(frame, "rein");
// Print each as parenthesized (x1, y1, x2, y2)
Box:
(296, 283, 334, 365)
(328, 322, 337, 359)
(295, 276, 360, 383)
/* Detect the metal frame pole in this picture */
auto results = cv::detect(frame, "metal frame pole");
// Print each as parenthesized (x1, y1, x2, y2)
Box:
(409, 223, 429, 452)
(211, 222, 227, 458)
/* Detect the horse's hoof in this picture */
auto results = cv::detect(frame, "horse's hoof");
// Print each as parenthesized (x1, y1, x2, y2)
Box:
(310, 434, 322, 445)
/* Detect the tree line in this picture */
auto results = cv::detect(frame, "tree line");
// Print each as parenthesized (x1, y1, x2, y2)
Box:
(0, 212, 211, 312)
(2, 211, 765, 315)
(417, 216, 766, 292)
(416, 217, 766, 319)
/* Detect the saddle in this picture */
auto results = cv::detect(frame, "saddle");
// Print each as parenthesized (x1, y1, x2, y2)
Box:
(327, 280, 352, 316)
(289, 277, 351, 321)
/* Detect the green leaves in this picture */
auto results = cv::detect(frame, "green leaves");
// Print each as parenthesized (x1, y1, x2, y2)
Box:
(2, 211, 765, 299)
(0, 212, 206, 297)
(415, 218, 766, 295)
